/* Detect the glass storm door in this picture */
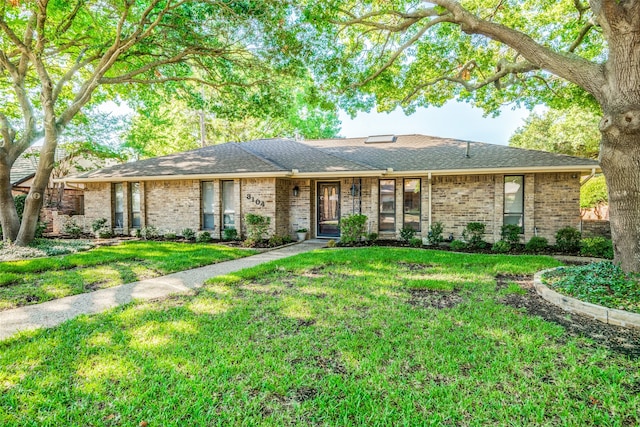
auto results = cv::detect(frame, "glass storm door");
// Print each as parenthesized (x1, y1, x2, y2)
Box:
(317, 182, 340, 237)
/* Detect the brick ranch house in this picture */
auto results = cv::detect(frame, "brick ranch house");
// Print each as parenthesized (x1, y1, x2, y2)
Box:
(63, 134, 600, 244)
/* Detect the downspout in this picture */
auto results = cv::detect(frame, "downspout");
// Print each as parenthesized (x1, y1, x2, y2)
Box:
(579, 168, 597, 233)
(580, 168, 597, 186)
(428, 172, 432, 231)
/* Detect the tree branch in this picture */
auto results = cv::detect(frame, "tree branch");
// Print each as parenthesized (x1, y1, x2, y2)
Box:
(354, 15, 453, 88)
(427, 0, 605, 99)
(401, 59, 538, 103)
(568, 21, 595, 53)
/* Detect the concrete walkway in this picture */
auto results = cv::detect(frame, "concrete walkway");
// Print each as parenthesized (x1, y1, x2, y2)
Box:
(0, 240, 326, 341)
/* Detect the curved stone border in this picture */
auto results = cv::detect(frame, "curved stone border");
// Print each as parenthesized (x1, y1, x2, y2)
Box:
(534, 268, 640, 329)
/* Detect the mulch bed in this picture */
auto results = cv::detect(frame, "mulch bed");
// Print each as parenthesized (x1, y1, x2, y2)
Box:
(496, 274, 640, 358)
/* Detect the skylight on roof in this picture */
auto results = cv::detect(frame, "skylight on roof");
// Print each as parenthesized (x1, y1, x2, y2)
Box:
(365, 135, 396, 144)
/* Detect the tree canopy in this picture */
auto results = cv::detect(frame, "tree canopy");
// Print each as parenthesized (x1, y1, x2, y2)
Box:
(0, 0, 311, 244)
(298, 0, 640, 272)
(509, 106, 601, 160)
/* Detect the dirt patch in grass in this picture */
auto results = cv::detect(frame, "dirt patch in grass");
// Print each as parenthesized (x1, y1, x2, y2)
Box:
(408, 288, 463, 309)
(496, 274, 640, 358)
(398, 262, 433, 271)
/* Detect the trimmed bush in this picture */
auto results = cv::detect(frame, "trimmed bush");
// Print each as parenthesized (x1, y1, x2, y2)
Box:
(450, 240, 467, 251)
(339, 214, 367, 245)
(223, 228, 238, 241)
(428, 222, 444, 244)
(462, 222, 487, 249)
(408, 237, 422, 248)
(492, 240, 511, 253)
(62, 219, 83, 238)
(555, 227, 581, 253)
(140, 226, 159, 240)
(400, 225, 416, 243)
(501, 224, 522, 245)
(366, 232, 378, 242)
(244, 213, 270, 246)
(580, 237, 613, 259)
(181, 228, 196, 241)
(525, 236, 549, 253)
(196, 231, 213, 243)
(164, 232, 177, 240)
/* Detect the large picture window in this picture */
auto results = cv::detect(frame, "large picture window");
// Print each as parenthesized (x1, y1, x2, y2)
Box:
(130, 182, 141, 229)
(222, 180, 235, 230)
(379, 179, 396, 232)
(113, 183, 124, 228)
(504, 176, 524, 230)
(403, 179, 421, 231)
(201, 181, 214, 230)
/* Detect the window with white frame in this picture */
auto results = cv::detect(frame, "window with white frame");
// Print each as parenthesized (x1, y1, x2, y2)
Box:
(113, 183, 124, 228)
(201, 181, 214, 230)
(504, 175, 524, 231)
(130, 182, 141, 229)
(222, 180, 235, 230)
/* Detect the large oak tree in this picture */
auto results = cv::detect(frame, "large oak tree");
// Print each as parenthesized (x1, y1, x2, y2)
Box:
(302, 0, 640, 272)
(0, 0, 299, 245)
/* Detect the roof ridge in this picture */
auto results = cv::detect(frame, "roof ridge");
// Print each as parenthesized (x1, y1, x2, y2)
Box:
(234, 140, 290, 171)
(297, 140, 378, 170)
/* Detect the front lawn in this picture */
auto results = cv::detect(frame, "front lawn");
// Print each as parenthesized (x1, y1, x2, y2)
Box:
(0, 241, 254, 310)
(1, 248, 638, 425)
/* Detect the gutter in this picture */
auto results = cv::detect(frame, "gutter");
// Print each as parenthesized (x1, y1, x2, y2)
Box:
(58, 164, 601, 184)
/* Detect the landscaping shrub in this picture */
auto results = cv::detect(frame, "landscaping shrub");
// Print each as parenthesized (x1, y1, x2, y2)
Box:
(326, 239, 336, 248)
(244, 213, 270, 246)
(555, 226, 581, 253)
(163, 232, 177, 240)
(196, 231, 213, 243)
(525, 236, 549, 253)
(181, 228, 196, 241)
(268, 235, 289, 247)
(409, 237, 422, 248)
(428, 221, 444, 244)
(462, 222, 487, 249)
(501, 224, 522, 245)
(580, 237, 614, 259)
(399, 225, 416, 243)
(223, 228, 238, 241)
(491, 240, 511, 253)
(366, 232, 378, 242)
(450, 240, 467, 251)
(140, 226, 159, 240)
(339, 214, 367, 245)
(98, 229, 113, 239)
(91, 218, 108, 233)
(62, 219, 83, 238)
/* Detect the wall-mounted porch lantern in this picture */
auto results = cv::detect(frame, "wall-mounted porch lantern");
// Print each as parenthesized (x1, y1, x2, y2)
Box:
(350, 183, 360, 197)
(293, 186, 300, 197)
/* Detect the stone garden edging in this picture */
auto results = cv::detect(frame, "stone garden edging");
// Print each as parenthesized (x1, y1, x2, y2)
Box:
(533, 268, 640, 329)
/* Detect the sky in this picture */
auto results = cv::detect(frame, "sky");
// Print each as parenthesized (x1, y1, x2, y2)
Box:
(337, 100, 532, 145)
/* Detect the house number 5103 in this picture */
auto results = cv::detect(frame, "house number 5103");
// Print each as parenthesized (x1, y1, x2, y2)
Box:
(245, 193, 265, 208)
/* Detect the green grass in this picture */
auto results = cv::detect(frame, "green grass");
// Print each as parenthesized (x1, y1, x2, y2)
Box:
(543, 261, 640, 313)
(0, 241, 254, 310)
(1, 248, 639, 426)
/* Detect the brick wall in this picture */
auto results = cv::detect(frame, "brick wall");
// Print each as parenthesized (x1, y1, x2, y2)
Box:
(431, 175, 496, 241)
(533, 173, 581, 243)
(288, 179, 312, 237)
(145, 180, 200, 234)
(240, 178, 277, 237)
(78, 172, 581, 243)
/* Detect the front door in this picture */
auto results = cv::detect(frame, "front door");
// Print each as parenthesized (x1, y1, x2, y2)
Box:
(317, 182, 340, 237)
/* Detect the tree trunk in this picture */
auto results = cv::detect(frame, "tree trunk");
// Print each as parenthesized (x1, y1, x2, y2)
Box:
(15, 137, 57, 246)
(0, 161, 21, 242)
(599, 110, 640, 273)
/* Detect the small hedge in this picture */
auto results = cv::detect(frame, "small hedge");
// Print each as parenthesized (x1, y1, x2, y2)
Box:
(580, 237, 613, 259)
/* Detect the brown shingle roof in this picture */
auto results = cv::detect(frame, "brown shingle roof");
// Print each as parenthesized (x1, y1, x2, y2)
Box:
(305, 134, 599, 171)
(68, 134, 599, 181)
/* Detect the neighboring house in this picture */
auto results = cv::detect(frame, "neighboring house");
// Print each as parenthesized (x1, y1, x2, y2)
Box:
(64, 134, 600, 244)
